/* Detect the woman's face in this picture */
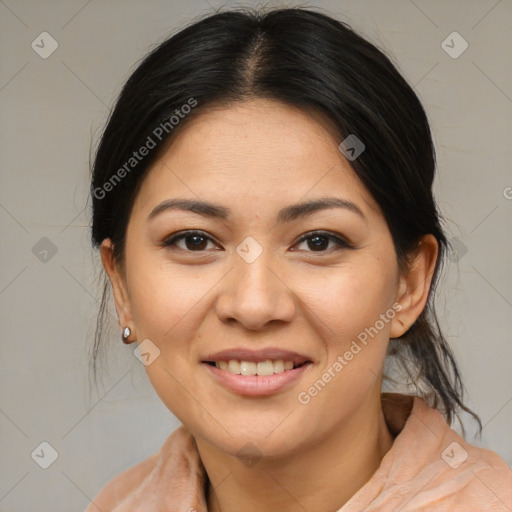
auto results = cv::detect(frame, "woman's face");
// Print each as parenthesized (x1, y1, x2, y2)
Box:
(109, 99, 410, 458)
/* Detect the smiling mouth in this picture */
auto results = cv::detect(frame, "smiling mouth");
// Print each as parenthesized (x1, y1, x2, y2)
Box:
(203, 359, 311, 376)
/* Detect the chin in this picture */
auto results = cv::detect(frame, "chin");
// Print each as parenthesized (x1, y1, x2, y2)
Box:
(187, 411, 318, 461)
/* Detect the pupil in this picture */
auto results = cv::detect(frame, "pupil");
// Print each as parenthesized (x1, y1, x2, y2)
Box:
(309, 235, 327, 251)
(187, 235, 206, 250)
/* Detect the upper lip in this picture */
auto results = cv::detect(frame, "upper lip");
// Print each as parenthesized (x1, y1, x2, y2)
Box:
(202, 348, 312, 365)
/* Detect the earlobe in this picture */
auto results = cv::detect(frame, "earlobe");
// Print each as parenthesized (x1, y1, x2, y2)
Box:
(390, 234, 438, 339)
(100, 239, 134, 335)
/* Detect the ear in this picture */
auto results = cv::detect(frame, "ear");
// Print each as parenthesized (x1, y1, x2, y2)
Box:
(390, 234, 439, 338)
(100, 239, 134, 335)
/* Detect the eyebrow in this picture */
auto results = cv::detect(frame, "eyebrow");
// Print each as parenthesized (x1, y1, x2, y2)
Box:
(147, 196, 367, 224)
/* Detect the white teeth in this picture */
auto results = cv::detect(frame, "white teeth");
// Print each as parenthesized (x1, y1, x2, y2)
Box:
(273, 359, 284, 373)
(228, 360, 241, 374)
(240, 361, 257, 375)
(214, 359, 299, 375)
(257, 360, 274, 376)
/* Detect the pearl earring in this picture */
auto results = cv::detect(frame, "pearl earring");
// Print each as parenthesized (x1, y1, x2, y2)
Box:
(122, 327, 131, 344)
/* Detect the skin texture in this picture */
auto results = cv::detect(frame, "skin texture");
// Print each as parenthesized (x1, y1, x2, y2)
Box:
(101, 99, 438, 512)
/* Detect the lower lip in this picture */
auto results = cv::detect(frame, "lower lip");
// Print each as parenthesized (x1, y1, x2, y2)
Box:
(202, 362, 312, 396)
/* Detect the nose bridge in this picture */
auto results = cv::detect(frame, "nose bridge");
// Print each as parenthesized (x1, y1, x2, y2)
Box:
(236, 241, 276, 294)
(215, 236, 295, 329)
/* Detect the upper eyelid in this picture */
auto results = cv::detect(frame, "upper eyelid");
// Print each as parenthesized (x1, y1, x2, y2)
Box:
(165, 230, 219, 245)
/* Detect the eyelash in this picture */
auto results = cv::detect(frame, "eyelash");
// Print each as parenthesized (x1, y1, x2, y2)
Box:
(161, 229, 352, 253)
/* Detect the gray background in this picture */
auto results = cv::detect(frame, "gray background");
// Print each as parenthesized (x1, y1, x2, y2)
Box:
(1, 0, 511, 510)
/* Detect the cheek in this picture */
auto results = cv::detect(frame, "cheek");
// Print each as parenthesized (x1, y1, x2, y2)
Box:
(294, 263, 396, 425)
(296, 257, 398, 343)
(125, 262, 211, 423)
(126, 254, 212, 342)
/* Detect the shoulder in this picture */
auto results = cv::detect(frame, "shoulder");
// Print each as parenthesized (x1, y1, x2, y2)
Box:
(85, 451, 158, 512)
(377, 394, 512, 510)
(457, 443, 512, 509)
(85, 426, 194, 512)
(414, 399, 512, 509)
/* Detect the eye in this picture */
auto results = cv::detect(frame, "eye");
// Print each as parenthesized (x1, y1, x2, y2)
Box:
(162, 230, 218, 251)
(161, 229, 352, 253)
(293, 231, 352, 252)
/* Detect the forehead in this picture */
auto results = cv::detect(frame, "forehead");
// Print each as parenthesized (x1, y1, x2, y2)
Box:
(133, 99, 380, 219)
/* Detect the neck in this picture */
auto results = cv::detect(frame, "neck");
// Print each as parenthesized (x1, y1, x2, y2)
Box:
(196, 389, 394, 512)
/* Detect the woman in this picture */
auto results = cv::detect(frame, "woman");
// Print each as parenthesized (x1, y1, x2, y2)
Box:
(87, 7, 511, 511)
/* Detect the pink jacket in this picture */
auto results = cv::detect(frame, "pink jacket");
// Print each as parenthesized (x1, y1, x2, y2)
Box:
(86, 393, 512, 511)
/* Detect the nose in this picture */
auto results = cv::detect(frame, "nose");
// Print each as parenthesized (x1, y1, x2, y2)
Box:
(215, 250, 296, 331)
